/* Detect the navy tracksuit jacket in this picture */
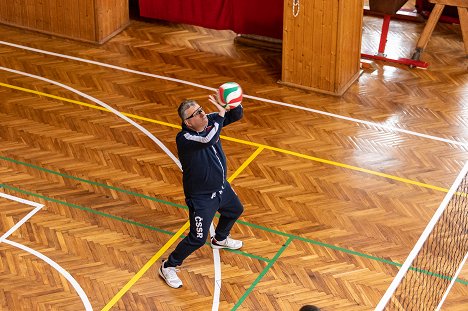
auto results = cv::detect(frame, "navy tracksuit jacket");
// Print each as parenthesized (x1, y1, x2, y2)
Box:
(167, 105, 244, 267)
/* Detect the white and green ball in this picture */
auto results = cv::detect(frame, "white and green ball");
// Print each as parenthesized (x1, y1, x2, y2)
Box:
(218, 82, 243, 108)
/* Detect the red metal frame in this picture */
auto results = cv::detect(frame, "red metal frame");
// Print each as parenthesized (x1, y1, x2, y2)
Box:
(378, 15, 392, 55)
(361, 13, 429, 68)
(361, 53, 429, 68)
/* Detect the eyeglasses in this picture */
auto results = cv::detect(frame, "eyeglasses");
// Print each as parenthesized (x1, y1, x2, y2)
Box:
(185, 107, 204, 120)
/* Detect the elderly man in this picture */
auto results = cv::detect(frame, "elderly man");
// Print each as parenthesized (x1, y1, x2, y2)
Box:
(159, 94, 244, 288)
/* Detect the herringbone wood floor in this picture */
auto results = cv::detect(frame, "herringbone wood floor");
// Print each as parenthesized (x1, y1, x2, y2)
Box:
(0, 7, 468, 311)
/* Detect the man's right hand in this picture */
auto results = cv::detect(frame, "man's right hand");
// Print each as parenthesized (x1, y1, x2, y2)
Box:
(208, 94, 227, 117)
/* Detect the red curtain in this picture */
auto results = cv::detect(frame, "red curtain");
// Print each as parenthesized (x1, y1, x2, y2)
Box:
(139, 0, 284, 39)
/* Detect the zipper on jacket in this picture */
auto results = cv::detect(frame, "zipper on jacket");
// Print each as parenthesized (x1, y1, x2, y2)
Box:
(211, 146, 225, 185)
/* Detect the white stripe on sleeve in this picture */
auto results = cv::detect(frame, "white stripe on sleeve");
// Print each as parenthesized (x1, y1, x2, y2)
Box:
(184, 123, 219, 143)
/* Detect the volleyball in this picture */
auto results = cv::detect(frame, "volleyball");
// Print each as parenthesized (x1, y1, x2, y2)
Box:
(218, 82, 243, 109)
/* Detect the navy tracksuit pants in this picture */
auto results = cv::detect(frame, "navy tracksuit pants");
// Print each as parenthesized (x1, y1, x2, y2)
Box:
(166, 181, 243, 267)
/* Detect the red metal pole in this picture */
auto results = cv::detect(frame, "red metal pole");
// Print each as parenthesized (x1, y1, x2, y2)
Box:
(378, 15, 392, 55)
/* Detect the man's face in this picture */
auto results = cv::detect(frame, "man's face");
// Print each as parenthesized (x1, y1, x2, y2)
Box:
(184, 104, 208, 131)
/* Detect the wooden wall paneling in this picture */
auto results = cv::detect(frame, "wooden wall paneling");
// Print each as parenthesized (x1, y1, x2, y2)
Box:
(294, 0, 303, 88)
(282, 0, 294, 86)
(18, 0, 27, 26)
(337, 0, 362, 90)
(70, 0, 79, 38)
(38, 0, 46, 31)
(36, 0, 43, 31)
(79, 0, 96, 42)
(0, 1, 6, 23)
(329, 1, 339, 93)
(97, 0, 108, 41)
(58, 0, 70, 39)
(96, 0, 130, 43)
(7, 0, 17, 25)
(49, 0, 58, 36)
(311, 0, 324, 89)
(336, 0, 348, 92)
(7, 0, 14, 25)
(55, 0, 63, 36)
(299, 0, 308, 87)
(0, 0, 129, 44)
(42, 0, 50, 31)
(300, 0, 310, 87)
(281, 0, 363, 95)
(352, 0, 364, 83)
(25, 0, 36, 30)
(320, 0, 334, 92)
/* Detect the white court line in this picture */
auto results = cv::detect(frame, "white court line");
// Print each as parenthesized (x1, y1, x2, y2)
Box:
(0, 191, 93, 310)
(3, 238, 93, 311)
(0, 191, 43, 208)
(0, 201, 43, 242)
(0, 40, 467, 148)
(437, 251, 468, 310)
(0, 66, 181, 169)
(0, 192, 44, 242)
(375, 161, 468, 310)
(210, 224, 221, 311)
(0, 66, 222, 310)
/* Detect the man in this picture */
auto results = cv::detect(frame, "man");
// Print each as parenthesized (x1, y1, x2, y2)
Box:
(159, 94, 244, 288)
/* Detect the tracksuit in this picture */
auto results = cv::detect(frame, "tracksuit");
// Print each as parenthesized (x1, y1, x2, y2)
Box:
(166, 105, 244, 267)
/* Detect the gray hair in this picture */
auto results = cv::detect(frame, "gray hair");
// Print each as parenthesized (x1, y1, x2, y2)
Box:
(178, 99, 198, 120)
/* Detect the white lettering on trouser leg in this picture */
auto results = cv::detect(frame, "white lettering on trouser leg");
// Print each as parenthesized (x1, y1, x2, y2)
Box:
(195, 216, 204, 238)
(211, 192, 216, 199)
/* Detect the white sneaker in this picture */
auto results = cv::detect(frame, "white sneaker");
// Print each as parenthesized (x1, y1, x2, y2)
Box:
(159, 260, 183, 288)
(211, 236, 243, 250)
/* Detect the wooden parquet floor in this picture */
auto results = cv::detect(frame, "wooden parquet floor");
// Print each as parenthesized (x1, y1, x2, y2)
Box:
(0, 8, 468, 311)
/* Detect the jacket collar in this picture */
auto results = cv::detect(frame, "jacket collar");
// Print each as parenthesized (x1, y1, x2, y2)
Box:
(182, 121, 207, 134)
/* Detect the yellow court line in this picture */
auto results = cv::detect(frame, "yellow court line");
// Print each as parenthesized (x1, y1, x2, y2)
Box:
(0, 78, 451, 309)
(0, 82, 180, 130)
(0, 82, 450, 193)
(228, 147, 264, 182)
(100, 222, 189, 311)
(100, 148, 262, 310)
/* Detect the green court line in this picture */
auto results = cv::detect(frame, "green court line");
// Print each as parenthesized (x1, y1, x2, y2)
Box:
(0, 155, 189, 210)
(0, 183, 173, 235)
(0, 62, 465, 309)
(0, 183, 270, 263)
(408, 266, 466, 283)
(1, 156, 467, 286)
(0, 155, 401, 264)
(232, 237, 293, 310)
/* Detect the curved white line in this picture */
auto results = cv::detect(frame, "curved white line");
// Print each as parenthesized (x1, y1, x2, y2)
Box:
(0, 192, 91, 309)
(3, 238, 93, 311)
(0, 40, 466, 147)
(0, 66, 182, 169)
(0, 66, 222, 310)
